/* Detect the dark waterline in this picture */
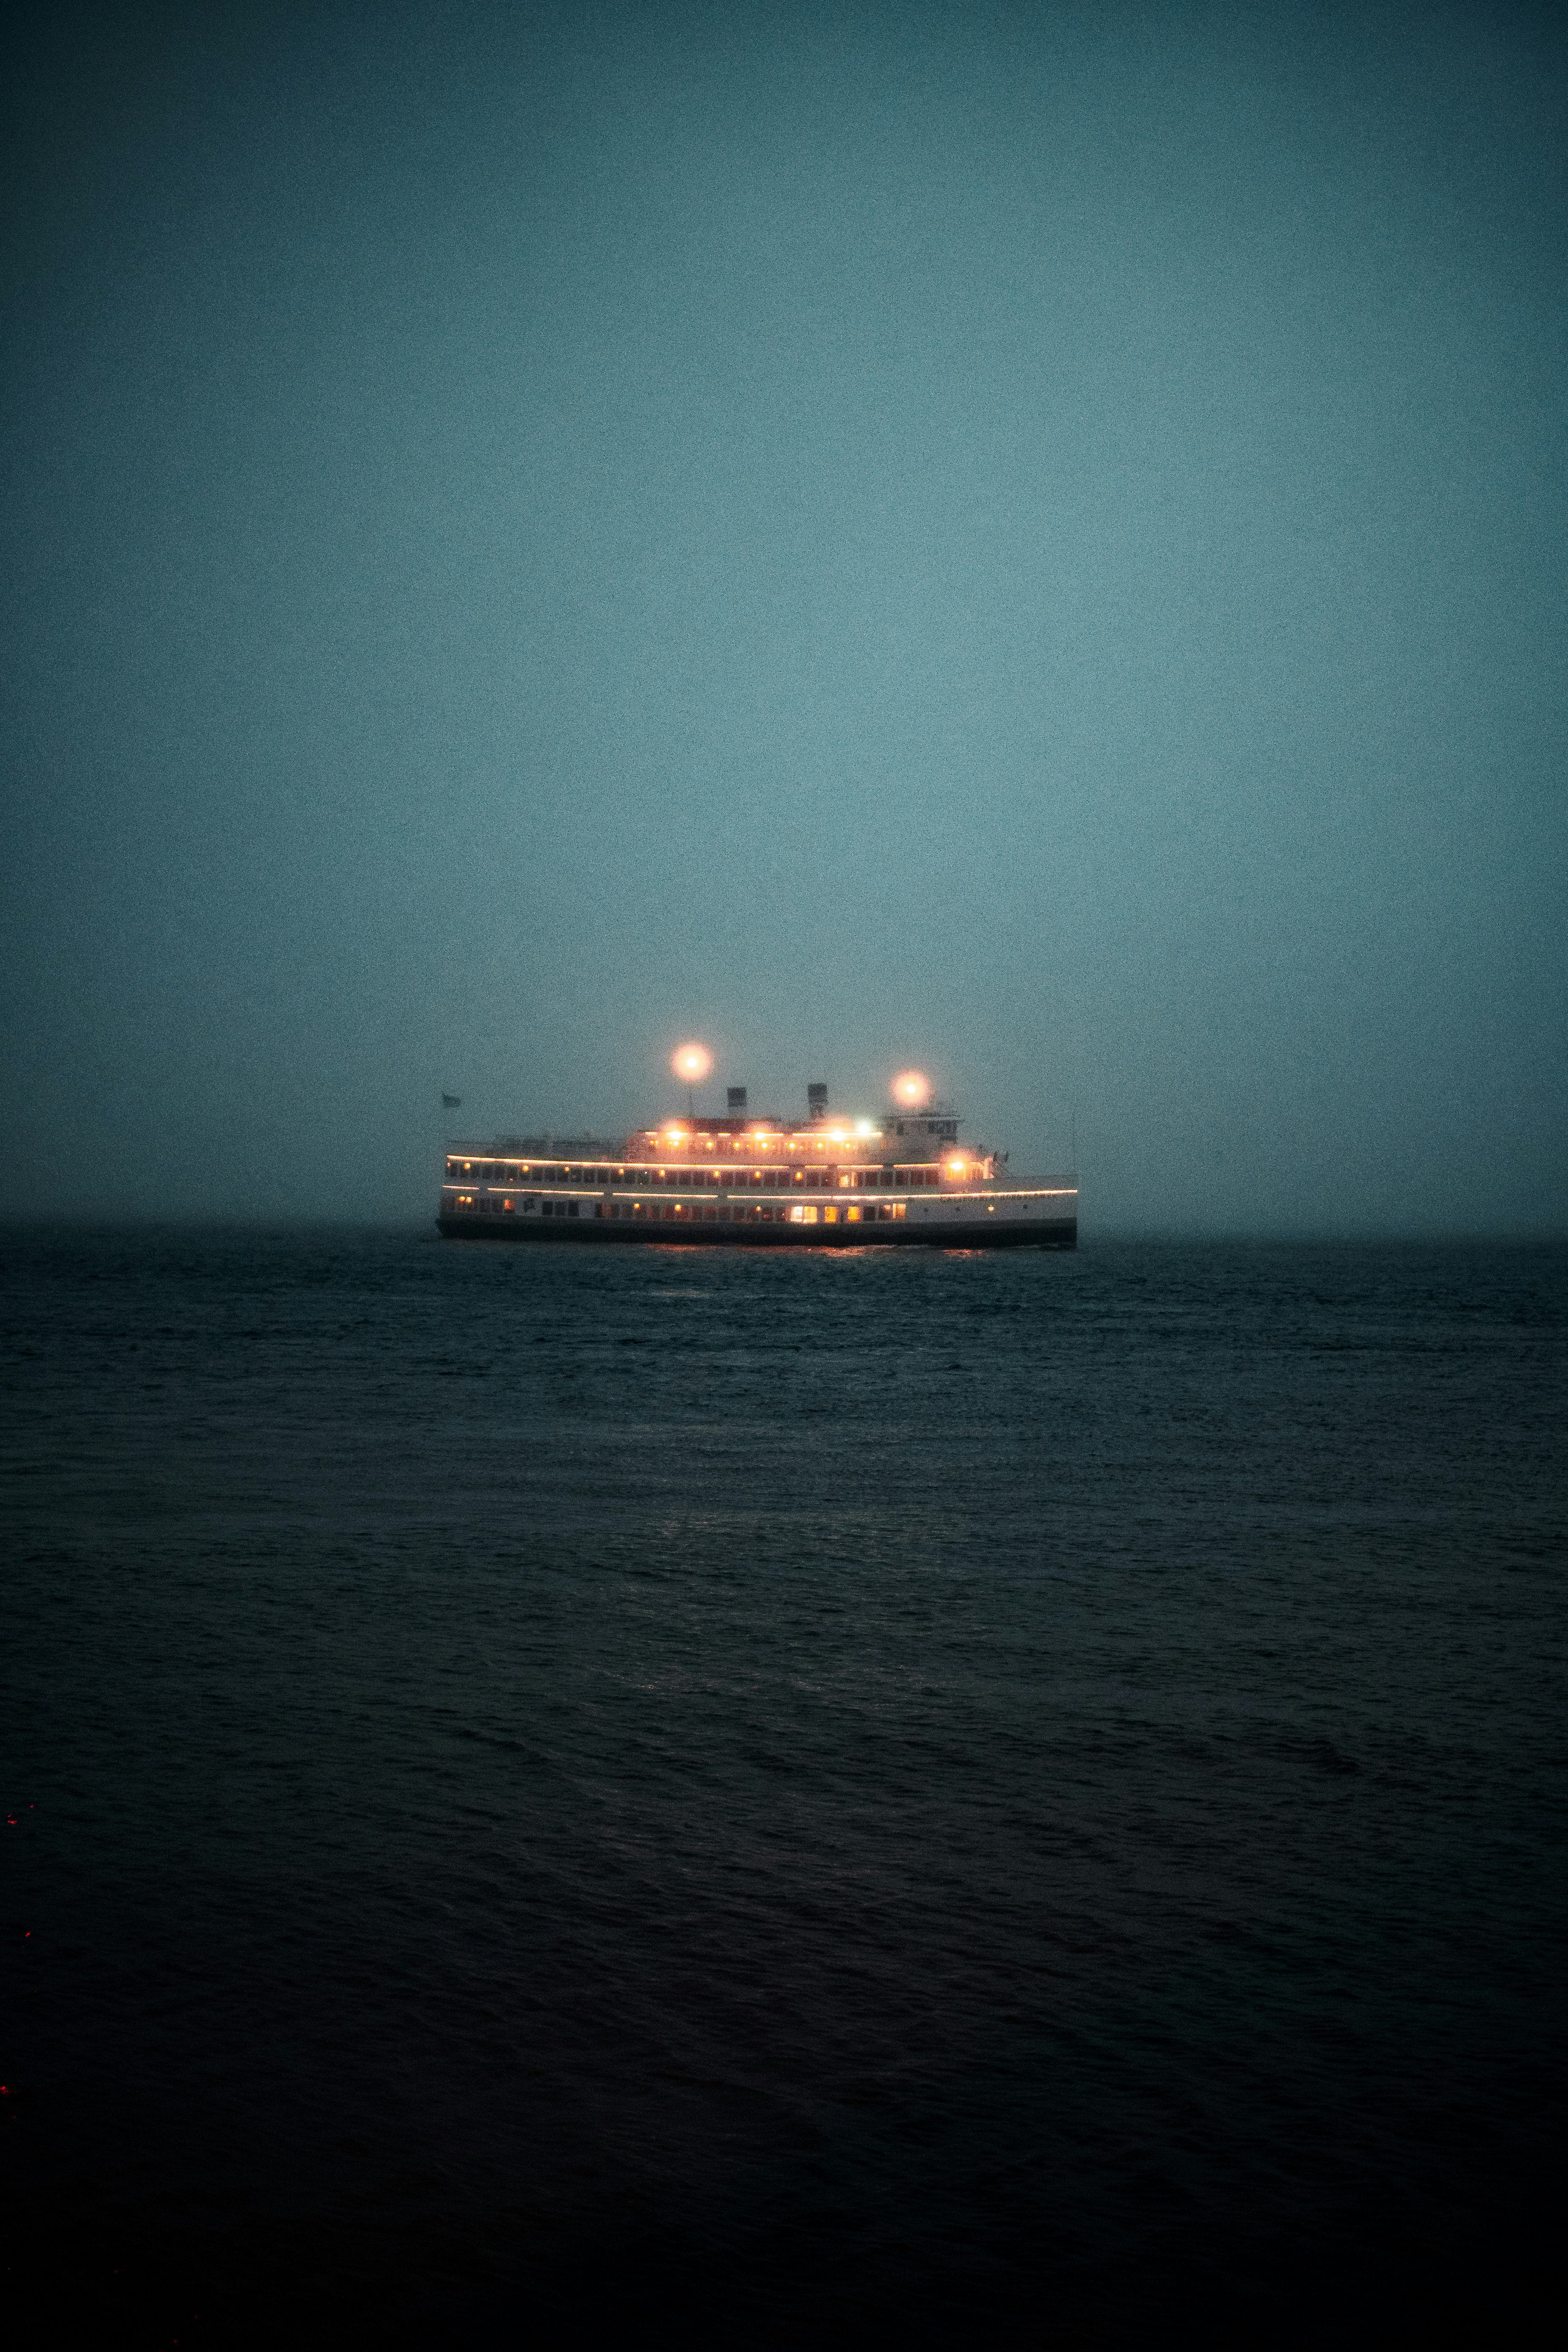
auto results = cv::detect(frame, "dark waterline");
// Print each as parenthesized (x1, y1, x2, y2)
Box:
(4, 1228, 1565, 2343)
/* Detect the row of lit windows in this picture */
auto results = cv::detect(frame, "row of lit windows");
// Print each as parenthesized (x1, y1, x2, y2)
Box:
(602, 1201, 908, 1225)
(447, 1197, 910, 1225)
(445, 1162, 947, 1190)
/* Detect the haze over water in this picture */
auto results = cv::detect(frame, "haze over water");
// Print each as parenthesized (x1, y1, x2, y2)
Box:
(3, 0, 1565, 1231)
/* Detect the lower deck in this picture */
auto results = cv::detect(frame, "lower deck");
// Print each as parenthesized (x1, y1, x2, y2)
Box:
(438, 1188, 1077, 1248)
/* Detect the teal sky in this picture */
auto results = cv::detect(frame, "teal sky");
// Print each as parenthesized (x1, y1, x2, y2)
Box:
(3, 1, 1564, 1230)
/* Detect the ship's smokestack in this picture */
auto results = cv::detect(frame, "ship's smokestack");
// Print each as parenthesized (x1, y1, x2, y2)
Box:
(727, 1086, 747, 1113)
(807, 1082, 828, 1117)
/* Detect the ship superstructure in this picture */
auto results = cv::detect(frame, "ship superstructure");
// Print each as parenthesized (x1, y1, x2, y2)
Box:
(437, 1081, 1076, 1248)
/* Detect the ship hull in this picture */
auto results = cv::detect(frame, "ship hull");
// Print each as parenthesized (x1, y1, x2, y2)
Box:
(437, 1213, 1076, 1249)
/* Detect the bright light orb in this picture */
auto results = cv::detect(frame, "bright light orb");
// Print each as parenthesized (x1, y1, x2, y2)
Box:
(892, 1068, 933, 1109)
(671, 1041, 713, 1084)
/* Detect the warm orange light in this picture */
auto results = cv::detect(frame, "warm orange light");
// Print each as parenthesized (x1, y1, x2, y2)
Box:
(671, 1041, 713, 1083)
(948, 1157, 967, 1176)
(893, 1068, 932, 1108)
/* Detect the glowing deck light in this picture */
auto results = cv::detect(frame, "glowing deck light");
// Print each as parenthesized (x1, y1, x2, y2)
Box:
(948, 1157, 969, 1176)
(893, 1069, 932, 1109)
(855, 1119, 877, 1138)
(671, 1041, 713, 1083)
(828, 1126, 847, 1143)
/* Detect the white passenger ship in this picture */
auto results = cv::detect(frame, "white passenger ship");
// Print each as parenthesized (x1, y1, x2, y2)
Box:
(437, 1073, 1076, 1249)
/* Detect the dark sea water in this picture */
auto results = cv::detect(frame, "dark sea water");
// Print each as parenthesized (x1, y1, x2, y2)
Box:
(4, 1227, 1565, 2346)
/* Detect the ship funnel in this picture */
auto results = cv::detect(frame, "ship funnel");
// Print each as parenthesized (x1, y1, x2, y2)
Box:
(727, 1086, 747, 1113)
(807, 1082, 828, 1117)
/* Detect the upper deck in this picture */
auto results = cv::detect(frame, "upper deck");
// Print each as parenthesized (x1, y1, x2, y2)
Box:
(445, 1105, 995, 1196)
